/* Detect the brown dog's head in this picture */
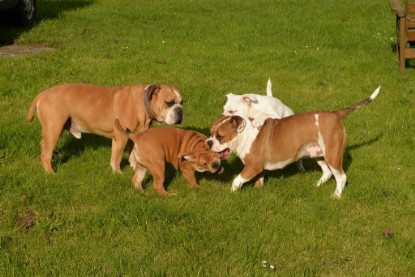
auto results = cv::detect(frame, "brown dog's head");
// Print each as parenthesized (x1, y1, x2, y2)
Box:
(179, 148, 223, 174)
(206, 115, 246, 160)
(145, 84, 183, 125)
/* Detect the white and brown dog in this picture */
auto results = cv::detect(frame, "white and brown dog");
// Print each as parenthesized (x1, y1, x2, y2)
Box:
(115, 120, 223, 196)
(207, 86, 381, 198)
(26, 83, 183, 173)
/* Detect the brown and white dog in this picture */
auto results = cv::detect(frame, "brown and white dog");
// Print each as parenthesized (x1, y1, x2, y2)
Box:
(26, 83, 183, 173)
(115, 119, 223, 196)
(207, 86, 381, 198)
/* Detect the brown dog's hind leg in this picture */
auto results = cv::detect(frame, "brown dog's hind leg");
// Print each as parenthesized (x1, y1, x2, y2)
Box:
(323, 137, 347, 198)
(146, 164, 169, 196)
(39, 118, 67, 173)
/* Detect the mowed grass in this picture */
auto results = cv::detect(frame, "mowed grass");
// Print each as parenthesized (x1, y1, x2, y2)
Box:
(1, 0, 415, 275)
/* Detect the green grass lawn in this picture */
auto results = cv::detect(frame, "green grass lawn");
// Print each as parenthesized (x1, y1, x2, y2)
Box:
(1, 0, 415, 275)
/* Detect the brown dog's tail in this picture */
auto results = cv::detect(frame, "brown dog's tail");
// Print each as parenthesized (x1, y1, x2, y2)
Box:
(26, 95, 41, 122)
(335, 86, 381, 119)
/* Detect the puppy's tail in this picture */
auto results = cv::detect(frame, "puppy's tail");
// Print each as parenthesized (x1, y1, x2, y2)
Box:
(335, 86, 381, 119)
(26, 95, 40, 122)
(266, 78, 273, 96)
(114, 119, 133, 137)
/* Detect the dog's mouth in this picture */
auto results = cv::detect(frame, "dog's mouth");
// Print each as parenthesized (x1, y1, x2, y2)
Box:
(215, 165, 224, 174)
(219, 148, 231, 159)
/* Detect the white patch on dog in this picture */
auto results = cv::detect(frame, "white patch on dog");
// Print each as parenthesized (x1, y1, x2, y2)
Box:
(165, 104, 182, 125)
(230, 118, 260, 161)
(330, 168, 347, 199)
(264, 159, 294, 170)
(315, 160, 333, 186)
(231, 174, 250, 191)
(315, 114, 326, 156)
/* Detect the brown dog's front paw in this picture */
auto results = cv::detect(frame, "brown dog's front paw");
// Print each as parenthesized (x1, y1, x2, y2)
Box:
(154, 188, 169, 196)
(187, 183, 199, 189)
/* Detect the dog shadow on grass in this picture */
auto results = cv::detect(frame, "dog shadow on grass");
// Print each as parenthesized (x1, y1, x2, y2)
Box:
(52, 133, 112, 171)
(261, 133, 384, 187)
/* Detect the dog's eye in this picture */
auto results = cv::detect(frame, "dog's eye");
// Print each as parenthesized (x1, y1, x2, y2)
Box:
(166, 101, 175, 107)
(216, 135, 224, 142)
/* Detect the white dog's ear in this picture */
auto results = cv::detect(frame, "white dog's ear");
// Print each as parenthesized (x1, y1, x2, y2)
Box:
(242, 96, 257, 105)
(225, 93, 234, 99)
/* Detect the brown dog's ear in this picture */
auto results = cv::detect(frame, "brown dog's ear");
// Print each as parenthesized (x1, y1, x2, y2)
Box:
(145, 84, 161, 100)
(231, 116, 246, 133)
(178, 152, 196, 162)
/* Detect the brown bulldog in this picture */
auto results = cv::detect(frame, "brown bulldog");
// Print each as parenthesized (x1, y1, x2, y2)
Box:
(26, 83, 183, 173)
(115, 119, 223, 196)
(207, 86, 381, 198)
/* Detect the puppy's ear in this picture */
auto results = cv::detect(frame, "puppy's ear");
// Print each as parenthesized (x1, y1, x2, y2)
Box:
(225, 93, 234, 99)
(178, 152, 196, 162)
(231, 116, 246, 133)
(145, 84, 161, 100)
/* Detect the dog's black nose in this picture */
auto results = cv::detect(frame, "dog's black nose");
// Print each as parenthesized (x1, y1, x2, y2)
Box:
(175, 107, 183, 124)
(212, 161, 220, 170)
(176, 106, 183, 116)
(206, 139, 213, 148)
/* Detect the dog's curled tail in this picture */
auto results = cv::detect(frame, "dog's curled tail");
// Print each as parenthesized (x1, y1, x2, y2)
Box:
(115, 119, 130, 137)
(266, 78, 273, 96)
(26, 95, 40, 122)
(336, 86, 381, 119)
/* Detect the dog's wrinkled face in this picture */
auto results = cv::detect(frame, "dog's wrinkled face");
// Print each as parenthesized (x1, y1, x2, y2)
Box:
(180, 149, 224, 174)
(206, 115, 245, 159)
(223, 93, 257, 117)
(151, 85, 183, 125)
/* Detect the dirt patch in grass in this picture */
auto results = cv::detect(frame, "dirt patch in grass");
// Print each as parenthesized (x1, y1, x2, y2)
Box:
(0, 44, 55, 57)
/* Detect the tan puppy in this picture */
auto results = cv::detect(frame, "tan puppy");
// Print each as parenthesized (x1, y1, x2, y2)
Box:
(207, 86, 381, 198)
(115, 119, 223, 196)
(26, 83, 183, 173)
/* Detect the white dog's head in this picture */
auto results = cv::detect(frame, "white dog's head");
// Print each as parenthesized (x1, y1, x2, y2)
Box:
(222, 93, 258, 117)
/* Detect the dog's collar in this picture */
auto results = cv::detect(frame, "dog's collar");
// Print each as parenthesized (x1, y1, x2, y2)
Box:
(144, 85, 156, 120)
